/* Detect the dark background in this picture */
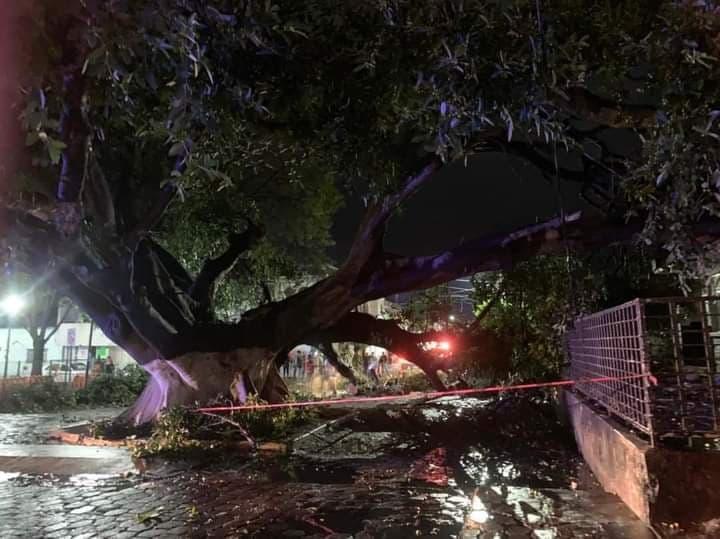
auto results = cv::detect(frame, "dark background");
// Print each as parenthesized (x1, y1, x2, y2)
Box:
(330, 153, 587, 261)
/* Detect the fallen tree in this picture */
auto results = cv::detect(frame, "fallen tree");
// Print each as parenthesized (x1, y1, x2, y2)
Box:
(2, 2, 720, 423)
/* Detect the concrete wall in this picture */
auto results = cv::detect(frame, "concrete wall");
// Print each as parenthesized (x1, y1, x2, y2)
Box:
(566, 391, 720, 528)
(566, 391, 653, 522)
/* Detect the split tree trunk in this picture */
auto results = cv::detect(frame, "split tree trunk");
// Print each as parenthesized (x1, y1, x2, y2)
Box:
(118, 347, 285, 425)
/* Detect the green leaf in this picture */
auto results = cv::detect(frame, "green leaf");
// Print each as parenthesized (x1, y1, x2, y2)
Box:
(168, 142, 186, 157)
(47, 139, 66, 165)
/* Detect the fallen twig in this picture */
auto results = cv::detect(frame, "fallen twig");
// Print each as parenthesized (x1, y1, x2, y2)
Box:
(201, 412, 255, 447)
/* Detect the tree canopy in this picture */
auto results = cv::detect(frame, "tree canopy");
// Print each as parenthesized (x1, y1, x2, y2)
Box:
(2, 1, 720, 419)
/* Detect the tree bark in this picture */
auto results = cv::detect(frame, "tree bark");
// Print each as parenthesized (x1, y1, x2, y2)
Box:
(30, 334, 45, 376)
(317, 342, 358, 385)
(118, 347, 277, 425)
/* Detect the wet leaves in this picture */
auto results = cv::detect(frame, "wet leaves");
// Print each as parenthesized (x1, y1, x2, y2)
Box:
(136, 506, 164, 524)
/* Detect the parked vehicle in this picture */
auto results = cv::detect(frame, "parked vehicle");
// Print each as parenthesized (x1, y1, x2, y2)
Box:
(42, 361, 88, 383)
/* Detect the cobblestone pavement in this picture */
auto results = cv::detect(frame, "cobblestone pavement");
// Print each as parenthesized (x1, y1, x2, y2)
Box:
(0, 396, 690, 538)
(0, 456, 473, 538)
(0, 448, 658, 539)
(0, 473, 195, 538)
(0, 408, 124, 445)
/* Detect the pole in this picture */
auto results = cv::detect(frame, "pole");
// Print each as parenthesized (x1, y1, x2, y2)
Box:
(84, 319, 94, 388)
(3, 326, 10, 379)
(65, 337, 71, 385)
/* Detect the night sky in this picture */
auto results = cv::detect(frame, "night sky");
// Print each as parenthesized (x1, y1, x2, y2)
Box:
(330, 153, 587, 261)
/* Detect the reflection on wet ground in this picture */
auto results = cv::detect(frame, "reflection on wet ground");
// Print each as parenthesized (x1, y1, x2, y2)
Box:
(0, 407, 124, 445)
(0, 394, 666, 537)
(278, 393, 655, 538)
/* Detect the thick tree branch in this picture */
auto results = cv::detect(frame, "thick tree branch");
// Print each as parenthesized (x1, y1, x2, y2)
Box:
(53, 268, 156, 364)
(316, 342, 357, 385)
(308, 312, 446, 389)
(83, 155, 116, 230)
(56, 63, 87, 204)
(131, 240, 197, 330)
(246, 159, 445, 349)
(353, 212, 720, 302)
(128, 182, 177, 241)
(190, 221, 264, 317)
(146, 239, 194, 293)
(44, 302, 72, 343)
(338, 158, 442, 281)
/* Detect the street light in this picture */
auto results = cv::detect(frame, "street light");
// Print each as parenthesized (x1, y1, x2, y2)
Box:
(1, 294, 25, 317)
(2, 293, 26, 379)
(448, 314, 456, 322)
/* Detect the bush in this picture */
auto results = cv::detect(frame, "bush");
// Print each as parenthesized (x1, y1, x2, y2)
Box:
(396, 372, 433, 393)
(134, 394, 317, 458)
(0, 380, 77, 413)
(77, 365, 149, 406)
(133, 406, 207, 458)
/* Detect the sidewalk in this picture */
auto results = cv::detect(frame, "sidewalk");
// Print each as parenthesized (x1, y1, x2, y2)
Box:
(0, 444, 134, 475)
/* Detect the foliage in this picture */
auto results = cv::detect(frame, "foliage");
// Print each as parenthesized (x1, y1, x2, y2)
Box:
(400, 285, 454, 332)
(77, 365, 149, 407)
(0, 379, 76, 413)
(395, 372, 433, 394)
(132, 405, 207, 458)
(134, 393, 316, 458)
(0, 365, 148, 412)
(9, 1, 720, 294)
(471, 250, 683, 380)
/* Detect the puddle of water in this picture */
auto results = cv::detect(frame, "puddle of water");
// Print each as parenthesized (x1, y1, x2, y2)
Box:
(68, 473, 117, 486)
(468, 492, 490, 524)
(533, 529, 558, 538)
(276, 460, 357, 484)
(427, 396, 492, 408)
(0, 471, 20, 482)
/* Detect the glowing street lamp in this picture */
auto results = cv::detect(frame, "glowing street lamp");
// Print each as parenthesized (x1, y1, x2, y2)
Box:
(1, 294, 25, 317)
(2, 293, 26, 379)
(448, 314, 456, 322)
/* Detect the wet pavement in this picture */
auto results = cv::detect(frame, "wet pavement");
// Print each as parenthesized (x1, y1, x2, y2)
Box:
(0, 408, 124, 445)
(0, 444, 135, 475)
(0, 473, 194, 538)
(0, 395, 688, 537)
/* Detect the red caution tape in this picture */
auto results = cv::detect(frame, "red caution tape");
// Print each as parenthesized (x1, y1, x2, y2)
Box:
(195, 373, 653, 414)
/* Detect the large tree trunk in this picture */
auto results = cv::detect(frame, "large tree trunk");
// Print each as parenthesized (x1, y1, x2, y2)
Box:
(118, 347, 284, 426)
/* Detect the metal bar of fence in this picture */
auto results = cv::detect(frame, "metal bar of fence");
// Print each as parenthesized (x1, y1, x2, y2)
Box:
(700, 299, 720, 433)
(637, 299, 655, 446)
(667, 300, 688, 434)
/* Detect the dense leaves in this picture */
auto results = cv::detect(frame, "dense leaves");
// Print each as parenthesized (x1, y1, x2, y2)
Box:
(471, 250, 685, 380)
(77, 364, 150, 406)
(0, 379, 77, 413)
(0, 365, 149, 412)
(400, 285, 454, 332)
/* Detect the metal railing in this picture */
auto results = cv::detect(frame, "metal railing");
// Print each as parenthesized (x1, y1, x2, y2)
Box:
(567, 299, 655, 442)
(567, 297, 720, 446)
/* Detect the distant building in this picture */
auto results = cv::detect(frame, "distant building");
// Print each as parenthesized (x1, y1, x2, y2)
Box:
(387, 278, 476, 321)
(355, 297, 399, 318)
(0, 321, 136, 379)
